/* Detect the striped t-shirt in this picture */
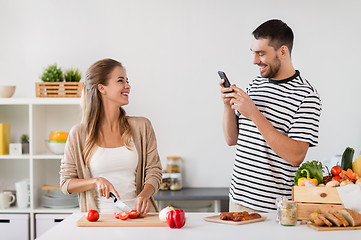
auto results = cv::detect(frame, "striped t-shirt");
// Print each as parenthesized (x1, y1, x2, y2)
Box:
(229, 70, 321, 212)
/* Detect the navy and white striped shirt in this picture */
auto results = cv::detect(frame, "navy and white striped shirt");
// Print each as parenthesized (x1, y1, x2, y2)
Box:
(229, 70, 321, 212)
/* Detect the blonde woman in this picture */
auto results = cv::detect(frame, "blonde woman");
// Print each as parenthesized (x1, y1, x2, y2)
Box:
(60, 58, 162, 215)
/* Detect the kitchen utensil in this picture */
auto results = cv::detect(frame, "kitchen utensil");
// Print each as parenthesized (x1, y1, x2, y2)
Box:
(203, 214, 267, 225)
(76, 214, 168, 227)
(109, 192, 132, 213)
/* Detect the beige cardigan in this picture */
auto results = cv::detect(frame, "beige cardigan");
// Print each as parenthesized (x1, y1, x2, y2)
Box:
(59, 116, 162, 212)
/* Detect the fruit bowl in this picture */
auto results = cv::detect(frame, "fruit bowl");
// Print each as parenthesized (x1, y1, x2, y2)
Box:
(47, 140, 66, 155)
(0, 85, 16, 98)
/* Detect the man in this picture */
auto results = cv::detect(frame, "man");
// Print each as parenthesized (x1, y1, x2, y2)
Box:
(220, 19, 321, 212)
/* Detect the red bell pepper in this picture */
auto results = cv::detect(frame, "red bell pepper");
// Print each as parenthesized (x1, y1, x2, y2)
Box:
(166, 209, 185, 228)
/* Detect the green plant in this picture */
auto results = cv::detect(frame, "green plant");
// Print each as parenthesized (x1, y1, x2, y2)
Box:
(40, 64, 64, 82)
(64, 68, 82, 82)
(21, 134, 29, 144)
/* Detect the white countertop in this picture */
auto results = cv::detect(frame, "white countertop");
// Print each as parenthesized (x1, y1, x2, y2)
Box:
(36, 212, 360, 240)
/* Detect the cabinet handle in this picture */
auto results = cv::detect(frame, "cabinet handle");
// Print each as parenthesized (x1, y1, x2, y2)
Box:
(54, 219, 64, 223)
(0, 219, 10, 223)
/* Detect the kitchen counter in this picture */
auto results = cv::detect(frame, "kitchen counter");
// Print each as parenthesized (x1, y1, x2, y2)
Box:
(36, 212, 360, 240)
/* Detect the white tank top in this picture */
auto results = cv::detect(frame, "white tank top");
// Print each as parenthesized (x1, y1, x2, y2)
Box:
(89, 143, 138, 213)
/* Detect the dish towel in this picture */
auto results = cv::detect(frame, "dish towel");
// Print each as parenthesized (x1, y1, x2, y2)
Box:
(336, 184, 361, 213)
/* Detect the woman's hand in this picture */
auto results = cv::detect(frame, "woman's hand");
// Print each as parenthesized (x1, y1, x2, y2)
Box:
(135, 184, 155, 216)
(95, 177, 120, 199)
(135, 194, 151, 216)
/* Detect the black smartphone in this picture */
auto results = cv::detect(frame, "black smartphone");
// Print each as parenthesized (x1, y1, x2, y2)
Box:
(218, 71, 233, 92)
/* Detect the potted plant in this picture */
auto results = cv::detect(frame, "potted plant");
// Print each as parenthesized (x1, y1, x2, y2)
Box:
(21, 134, 29, 154)
(64, 68, 83, 96)
(64, 68, 82, 82)
(38, 64, 64, 96)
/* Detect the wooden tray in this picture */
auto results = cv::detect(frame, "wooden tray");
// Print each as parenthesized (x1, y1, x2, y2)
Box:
(307, 222, 361, 231)
(35, 82, 84, 98)
(77, 214, 168, 227)
(203, 214, 267, 225)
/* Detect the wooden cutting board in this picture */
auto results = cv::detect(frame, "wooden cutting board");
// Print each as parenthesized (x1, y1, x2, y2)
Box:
(77, 214, 168, 227)
(204, 215, 267, 225)
(307, 222, 361, 231)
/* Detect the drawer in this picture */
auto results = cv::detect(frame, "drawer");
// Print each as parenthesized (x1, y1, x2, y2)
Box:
(292, 186, 342, 204)
(35, 214, 70, 238)
(0, 214, 29, 240)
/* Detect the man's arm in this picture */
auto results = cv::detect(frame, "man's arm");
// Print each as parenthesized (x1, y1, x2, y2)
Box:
(227, 85, 309, 167)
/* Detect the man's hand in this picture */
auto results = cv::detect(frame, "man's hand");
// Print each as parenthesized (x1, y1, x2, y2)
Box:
(219, 79, 234, 105)
(225, 85, 259, 120)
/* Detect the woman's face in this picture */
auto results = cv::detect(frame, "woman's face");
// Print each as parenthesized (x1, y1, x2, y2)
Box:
(98, 66, 130, 107)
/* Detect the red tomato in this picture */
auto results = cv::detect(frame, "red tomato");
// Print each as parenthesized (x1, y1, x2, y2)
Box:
(331, 175, 342, 182)
(331, 165, 342, 176)
(114, 212, 129, 220)
(86, 210, 99, 222)
(128, 210, 140, 219)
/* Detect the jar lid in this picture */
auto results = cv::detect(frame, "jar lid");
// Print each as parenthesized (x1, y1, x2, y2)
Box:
(162, 173, 170, 178)
(282, 200, 297, 207)
(167, 156, 181, 160)
(169, 173, 182, 178)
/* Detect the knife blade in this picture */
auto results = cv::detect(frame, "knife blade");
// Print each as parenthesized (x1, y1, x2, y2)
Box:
(109, 192, 132, 213)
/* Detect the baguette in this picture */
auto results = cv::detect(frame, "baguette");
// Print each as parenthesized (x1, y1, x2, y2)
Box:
(338, 208, 361, 227)
(324, 212, 342, 227)
(331, 211, 350, 227)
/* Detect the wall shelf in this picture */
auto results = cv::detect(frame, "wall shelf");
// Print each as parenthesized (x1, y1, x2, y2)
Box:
(0, 98, 81, 240)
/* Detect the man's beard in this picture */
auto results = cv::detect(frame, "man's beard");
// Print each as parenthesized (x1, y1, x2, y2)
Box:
(260, 55, 281, 79)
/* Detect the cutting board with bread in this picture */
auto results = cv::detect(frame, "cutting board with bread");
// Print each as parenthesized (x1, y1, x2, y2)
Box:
(307, 208, 361, 231)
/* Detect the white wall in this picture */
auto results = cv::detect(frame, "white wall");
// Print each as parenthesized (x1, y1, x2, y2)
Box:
(1, 0, 361, 187)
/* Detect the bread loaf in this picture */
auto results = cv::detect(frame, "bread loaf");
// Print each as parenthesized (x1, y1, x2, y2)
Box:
(331, 211, 350, 227)
(324, 212, 342, 227)
(338, 208, 361, 227)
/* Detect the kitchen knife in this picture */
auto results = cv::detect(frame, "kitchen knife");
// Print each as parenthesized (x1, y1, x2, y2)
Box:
(109, 192, 132, 213)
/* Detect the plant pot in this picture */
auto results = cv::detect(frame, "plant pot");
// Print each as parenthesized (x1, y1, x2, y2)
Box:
(22, 143, 29, 154)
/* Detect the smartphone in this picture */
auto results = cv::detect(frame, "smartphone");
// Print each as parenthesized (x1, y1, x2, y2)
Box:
(218, 71, 233, 92)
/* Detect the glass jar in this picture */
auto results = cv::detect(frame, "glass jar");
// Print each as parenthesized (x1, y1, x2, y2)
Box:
(160, 173, 171, 190)
(166, 156, 182, 173)
(279, 200, 297, 226)
(169, 173, 182, 190)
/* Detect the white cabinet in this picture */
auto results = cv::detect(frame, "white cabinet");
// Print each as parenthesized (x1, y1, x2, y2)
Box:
(0, 213, 29, 240)
(35, 213, 70, 238)
(0, 98, 81, 240)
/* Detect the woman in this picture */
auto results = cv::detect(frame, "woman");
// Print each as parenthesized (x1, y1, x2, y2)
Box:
(60, 58, 162, 215)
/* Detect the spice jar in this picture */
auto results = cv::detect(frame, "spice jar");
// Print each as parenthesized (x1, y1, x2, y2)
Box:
(166, 156, 182, 173)
(160, 172, 171, 190)
(170, 173, 182, 190)
(279, 200, 297, 226)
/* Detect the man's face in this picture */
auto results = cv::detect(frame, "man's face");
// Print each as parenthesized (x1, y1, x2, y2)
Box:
(251, 38, 281, 79)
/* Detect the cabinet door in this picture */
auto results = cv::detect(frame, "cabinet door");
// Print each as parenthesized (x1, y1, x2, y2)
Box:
(0, 214, 29, 240)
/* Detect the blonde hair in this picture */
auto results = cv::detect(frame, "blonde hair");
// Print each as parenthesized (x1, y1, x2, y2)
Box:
(81, 58, 132, 166)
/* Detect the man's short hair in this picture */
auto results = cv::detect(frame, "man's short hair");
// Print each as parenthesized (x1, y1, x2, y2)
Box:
(252, 19, 294, 54)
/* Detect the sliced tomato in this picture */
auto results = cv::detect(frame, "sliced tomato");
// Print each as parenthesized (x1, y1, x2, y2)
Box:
(114, 212, 129, 220)
(128, 210, 140, 219)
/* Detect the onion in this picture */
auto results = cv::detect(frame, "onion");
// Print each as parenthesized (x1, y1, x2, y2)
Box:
(159, 206, 175, 222)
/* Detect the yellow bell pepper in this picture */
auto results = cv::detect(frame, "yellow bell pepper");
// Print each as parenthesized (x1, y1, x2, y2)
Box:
(297, 169, 318, 186)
